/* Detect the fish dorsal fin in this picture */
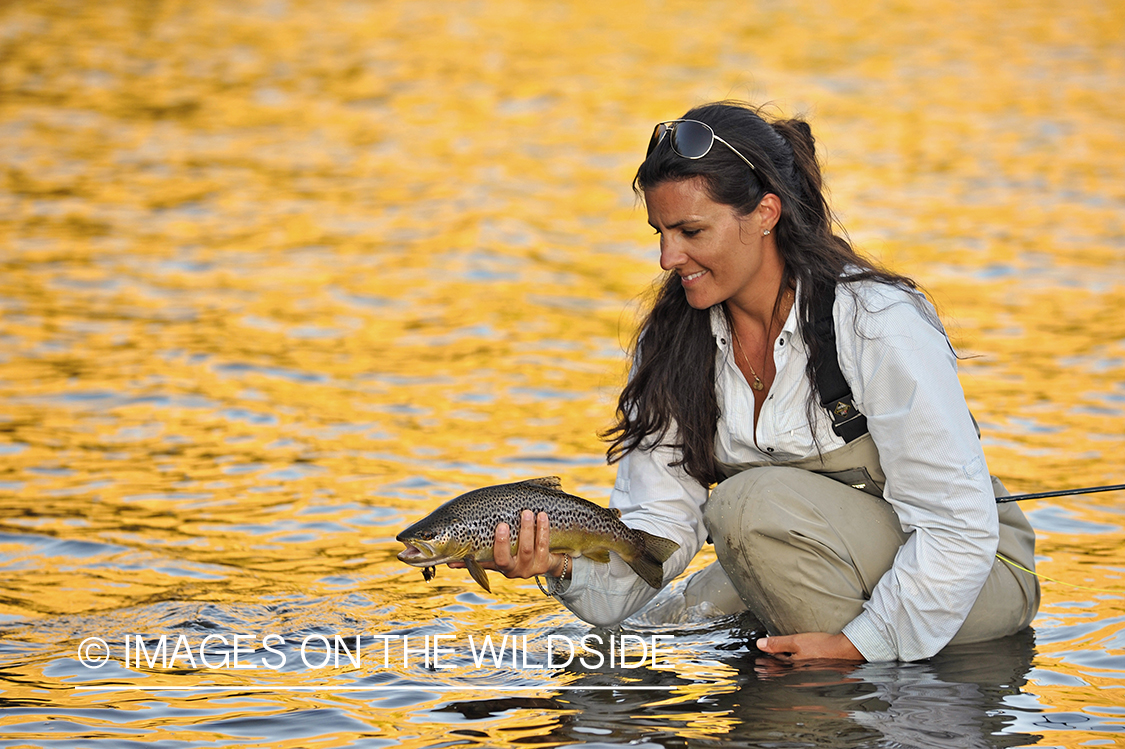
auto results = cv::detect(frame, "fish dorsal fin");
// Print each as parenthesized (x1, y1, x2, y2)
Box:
(517, 476, 563, 490)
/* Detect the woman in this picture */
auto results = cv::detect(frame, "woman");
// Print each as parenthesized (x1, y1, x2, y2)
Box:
(476, 101, 1039, 662)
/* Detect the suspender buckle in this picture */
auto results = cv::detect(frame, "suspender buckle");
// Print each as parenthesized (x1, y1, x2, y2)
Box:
(827, 394, 868, 443)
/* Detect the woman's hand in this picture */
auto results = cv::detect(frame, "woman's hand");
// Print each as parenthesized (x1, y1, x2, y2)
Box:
(449, 510, 568, 579)
(756, 632, 864, 662)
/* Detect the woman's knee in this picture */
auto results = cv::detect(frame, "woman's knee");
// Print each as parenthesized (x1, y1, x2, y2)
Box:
(703, 467, 881, 635)
(704, 466, 821, 542)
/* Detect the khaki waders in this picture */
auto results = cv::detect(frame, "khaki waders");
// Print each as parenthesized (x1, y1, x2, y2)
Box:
(681, 433, 1039, 647)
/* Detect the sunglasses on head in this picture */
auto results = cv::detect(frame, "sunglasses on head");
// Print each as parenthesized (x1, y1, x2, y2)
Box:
(646, 119, 756, 171)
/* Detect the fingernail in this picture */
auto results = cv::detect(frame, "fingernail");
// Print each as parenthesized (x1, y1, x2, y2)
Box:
(757, 637, 768, 650)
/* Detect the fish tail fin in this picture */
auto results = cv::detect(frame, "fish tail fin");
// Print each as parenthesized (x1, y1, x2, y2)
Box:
(625, 531, 680, 589)
(639, 530, 679, 563)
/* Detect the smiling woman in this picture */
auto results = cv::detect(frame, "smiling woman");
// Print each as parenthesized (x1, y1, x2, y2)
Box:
(647, 178, 784, 318)
(473, 101, 1040, 664)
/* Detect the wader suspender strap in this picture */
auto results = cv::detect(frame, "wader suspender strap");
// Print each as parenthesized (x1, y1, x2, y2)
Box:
(811, 280, 869, 443)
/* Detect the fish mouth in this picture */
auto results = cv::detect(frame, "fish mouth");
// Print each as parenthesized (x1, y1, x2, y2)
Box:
(397, 541, 459, 567)
(397, 542, 431, 563)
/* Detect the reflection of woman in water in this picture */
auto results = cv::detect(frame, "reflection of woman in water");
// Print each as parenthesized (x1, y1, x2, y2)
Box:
(487, 627, 1040, 747)
(482, 101, 1039, 662)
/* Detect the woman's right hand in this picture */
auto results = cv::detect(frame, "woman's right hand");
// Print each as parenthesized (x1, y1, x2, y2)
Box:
(494, 510, 569, 579)
(451, 510, 568, 579)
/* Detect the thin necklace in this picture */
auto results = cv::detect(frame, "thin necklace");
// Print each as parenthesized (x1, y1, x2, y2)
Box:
(732, 331, 765, 391)
(731, 290, 794, 393)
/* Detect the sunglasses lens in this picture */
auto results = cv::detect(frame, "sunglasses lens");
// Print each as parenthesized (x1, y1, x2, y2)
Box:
(646, 123, 669, 156)
(670, 121, 714, 159)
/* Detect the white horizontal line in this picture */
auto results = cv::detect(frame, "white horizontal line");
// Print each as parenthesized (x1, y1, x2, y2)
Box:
(73, 685, 676, 692)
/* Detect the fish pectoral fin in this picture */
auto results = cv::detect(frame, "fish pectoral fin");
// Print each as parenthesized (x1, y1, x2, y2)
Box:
(611, 508, 622, 518)
(584, 549, 611, 564)
(464, 557, 492, 593)
(518, 476, 563, 490)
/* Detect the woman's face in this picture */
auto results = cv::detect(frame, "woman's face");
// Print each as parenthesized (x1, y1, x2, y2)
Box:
(645, 177, 781, 313)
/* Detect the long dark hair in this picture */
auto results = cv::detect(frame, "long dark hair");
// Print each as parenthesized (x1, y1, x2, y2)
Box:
(602, 101, 923, 487)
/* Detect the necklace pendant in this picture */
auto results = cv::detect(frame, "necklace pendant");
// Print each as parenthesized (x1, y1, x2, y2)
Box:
(752, 377, 764, 391)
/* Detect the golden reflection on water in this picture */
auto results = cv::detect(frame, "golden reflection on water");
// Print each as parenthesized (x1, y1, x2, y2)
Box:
(1, 0, 1123, 745)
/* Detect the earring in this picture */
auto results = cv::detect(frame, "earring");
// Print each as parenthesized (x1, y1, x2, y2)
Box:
(762, 229, 771, 236)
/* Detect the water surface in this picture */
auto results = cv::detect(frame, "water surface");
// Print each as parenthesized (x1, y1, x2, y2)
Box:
(1, 0, 1123, 746)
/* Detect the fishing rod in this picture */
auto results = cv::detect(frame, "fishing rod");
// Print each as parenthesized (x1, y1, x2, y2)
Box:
(996, 483, 1125, 504)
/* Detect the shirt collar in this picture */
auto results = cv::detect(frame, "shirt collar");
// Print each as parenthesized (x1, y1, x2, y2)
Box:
(709, 280, 802, 349)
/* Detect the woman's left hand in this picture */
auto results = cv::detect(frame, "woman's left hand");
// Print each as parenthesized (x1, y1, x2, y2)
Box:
(756, 632, 864, 662)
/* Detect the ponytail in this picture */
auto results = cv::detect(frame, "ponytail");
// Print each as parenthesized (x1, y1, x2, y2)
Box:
(769, 118, 844, 256)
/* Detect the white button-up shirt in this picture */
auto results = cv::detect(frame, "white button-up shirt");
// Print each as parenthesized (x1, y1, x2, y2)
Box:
(559, 279, 999, 662)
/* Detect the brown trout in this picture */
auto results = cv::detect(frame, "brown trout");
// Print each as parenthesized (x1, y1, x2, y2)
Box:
(396, 476, 679, 592)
